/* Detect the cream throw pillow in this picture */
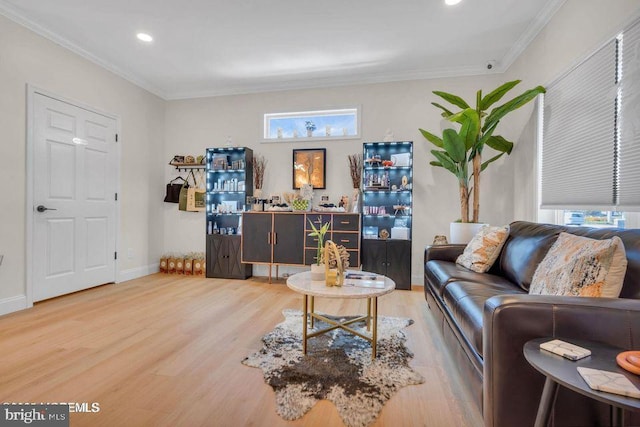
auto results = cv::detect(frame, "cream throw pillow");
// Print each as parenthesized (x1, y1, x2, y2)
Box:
(456, 225, 510, 273)
(529, 232, 627, 298)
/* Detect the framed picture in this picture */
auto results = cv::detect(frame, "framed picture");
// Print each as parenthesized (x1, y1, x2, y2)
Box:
(293, 148, 326, 189)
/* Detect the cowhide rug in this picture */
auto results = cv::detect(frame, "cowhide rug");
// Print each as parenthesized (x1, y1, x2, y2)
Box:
(242, 309, 424, 427)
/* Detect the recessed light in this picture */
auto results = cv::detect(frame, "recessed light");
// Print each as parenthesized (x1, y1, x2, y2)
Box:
(136, 33, 153, 42)
(445, 0, 462, 5)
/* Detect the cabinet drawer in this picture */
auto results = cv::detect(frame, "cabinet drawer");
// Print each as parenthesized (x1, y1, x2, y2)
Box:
(332, 214, 360, 231)
(331, 232, 359, 249)
(304, 248, 321, 266)
(305, 214, 333, 230)
(305, 234, 322, 248)
(347, 250, 360, 268)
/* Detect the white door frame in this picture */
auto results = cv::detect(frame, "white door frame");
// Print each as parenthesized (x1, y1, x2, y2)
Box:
(25, 85, 121, 307)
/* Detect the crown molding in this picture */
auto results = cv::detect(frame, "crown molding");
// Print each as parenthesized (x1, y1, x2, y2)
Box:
(0, 0, 167, 99)
(500, 0, 567, 72)
(165, 64, 498, 100)
(0, 0, 564, 101)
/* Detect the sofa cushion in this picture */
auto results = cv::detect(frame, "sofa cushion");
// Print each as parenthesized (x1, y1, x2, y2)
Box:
(497, 223, 560, 291)
(457, 225, 510, 273)
(530, 233, 627, 298)
(426, 260, 515, 297)
(442, 281, 526, 357)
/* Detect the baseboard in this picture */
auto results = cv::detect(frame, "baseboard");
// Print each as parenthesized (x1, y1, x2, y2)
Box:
(0, 294, 29, 316)
(118, 263, 160, 283)
(412, 274, 423, 287)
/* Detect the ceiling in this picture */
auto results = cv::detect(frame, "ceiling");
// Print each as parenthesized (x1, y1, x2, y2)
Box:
(0, 0, 565, 100)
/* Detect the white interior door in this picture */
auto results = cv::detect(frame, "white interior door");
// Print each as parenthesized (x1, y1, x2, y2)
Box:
(32, 93, 118, 302)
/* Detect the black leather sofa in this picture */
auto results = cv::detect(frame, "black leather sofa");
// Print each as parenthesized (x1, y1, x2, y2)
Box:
(424, 221, 640, 427)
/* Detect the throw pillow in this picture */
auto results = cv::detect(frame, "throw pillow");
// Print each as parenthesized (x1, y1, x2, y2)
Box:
(529, 233, 627, 298)
(456, 225, 510, 273)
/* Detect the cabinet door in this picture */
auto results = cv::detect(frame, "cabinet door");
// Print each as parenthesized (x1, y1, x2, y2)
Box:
(273, 214, 304, 265)
(241, 213, 272, 263)
(206, 235, 226, 278)
(361, 239, 387, 275)
(226, 235, 252, 279)
(386, 240, 412, 290)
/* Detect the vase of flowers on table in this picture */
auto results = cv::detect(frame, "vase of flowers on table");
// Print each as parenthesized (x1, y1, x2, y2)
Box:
(308, 216, 329, 280)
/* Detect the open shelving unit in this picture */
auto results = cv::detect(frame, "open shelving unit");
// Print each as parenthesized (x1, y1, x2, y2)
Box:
(361, 141, 413, 290)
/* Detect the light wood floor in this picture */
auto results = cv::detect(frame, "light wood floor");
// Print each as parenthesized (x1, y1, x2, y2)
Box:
(0, 274, 482, 427)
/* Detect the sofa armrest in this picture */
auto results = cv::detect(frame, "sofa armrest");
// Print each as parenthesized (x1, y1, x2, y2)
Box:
(482, 294, 640, 427)
(424, 244, 467, 264)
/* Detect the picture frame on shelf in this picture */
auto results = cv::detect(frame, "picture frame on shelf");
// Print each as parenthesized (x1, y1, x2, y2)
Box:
(292, 148, 326, 189)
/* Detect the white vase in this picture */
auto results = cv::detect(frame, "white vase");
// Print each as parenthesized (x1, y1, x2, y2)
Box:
(307, 129, 313, 137)
(310, 263, 325, 281)
(449, 222, 486, 244)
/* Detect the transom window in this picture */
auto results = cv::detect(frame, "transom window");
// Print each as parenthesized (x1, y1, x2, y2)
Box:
(263, 108, 359, 141)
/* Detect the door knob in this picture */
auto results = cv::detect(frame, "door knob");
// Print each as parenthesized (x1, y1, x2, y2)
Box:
(36, 205, 57, 212)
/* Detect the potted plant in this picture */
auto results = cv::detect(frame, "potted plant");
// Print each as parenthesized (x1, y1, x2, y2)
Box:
(308, 217, 330, 280)
(305, 120, 316, 137)
(419, 80, 545, 242)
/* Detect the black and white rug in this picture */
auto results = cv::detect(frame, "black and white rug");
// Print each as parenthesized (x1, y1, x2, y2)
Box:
(242, 309, 424, 427)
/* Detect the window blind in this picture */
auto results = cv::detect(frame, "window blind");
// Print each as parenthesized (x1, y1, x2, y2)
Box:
(540, 40, 617, 209)
(619, 19, 640, 209)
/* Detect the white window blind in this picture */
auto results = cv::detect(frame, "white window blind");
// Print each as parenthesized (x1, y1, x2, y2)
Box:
(540, 40, 617, 209)
(619, 19, 640, 209)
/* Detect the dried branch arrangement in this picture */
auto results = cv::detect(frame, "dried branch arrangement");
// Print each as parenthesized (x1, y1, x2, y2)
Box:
(253, 155, 267, 190)
(347, 153, 363, 189)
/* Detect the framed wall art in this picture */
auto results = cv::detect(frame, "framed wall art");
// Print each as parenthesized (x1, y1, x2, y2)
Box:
(292, 148, 326, 189)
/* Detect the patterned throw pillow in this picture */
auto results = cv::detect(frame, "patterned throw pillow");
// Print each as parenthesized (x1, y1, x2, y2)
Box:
(529, 233, 627, 298)
(456, 225, 510, 273)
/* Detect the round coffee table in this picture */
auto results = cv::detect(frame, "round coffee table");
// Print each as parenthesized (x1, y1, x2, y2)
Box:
(286, 270, 395, 360)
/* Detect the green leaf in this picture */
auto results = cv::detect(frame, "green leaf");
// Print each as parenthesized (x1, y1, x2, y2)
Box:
(480, 153, 505, 171)
(485, 135, 514, 154)
(419, 128, 444, 148)
(442, 128, 466, 162)
(450, 109, 480, 150)
(433, 90, 470, 110)
(430, 161, 443, 167)
(431, 102, 453, 117)
(475, 120, 498, 150)
(480, 80, 521, 111)
(484, 86, 546, 131)
(431, 150, 458, 175)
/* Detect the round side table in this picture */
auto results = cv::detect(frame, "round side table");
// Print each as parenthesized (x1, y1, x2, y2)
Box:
(524, 338, 640, 427)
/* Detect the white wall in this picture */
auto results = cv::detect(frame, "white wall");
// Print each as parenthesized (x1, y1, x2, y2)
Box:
(506, 0, 640, 221)
(0, 14, 166, 314)
(164, 75, 515, 284)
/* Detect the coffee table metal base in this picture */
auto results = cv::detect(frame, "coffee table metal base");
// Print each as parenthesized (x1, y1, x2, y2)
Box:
(302, 295, 378, 360)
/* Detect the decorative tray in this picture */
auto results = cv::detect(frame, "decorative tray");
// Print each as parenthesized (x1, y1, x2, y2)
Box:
(313, 206, 346, 213)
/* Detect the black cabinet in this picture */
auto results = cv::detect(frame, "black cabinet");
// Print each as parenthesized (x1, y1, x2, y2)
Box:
(241, 212, 305, 279)
(361, 141, 413, 290)
(205, 147, 253, 280)
(206, 235, 252, 279)
(361, 239, 411, 290)
(242, 212, 359, 282)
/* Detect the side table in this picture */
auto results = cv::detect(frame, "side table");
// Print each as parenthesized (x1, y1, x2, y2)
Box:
(524, 337, 640, 427)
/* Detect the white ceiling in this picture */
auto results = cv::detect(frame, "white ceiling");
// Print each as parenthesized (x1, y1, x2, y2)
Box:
(0, 0, 565, 100)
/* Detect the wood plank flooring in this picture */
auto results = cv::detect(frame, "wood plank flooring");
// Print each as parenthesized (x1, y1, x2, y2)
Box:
(0, 274, 482, 427)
